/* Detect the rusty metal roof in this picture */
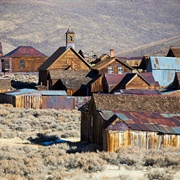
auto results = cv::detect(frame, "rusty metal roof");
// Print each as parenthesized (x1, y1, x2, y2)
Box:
(100, 110, 180, 134)
(149, 57, 180, 70)
(39, 90, 67, 96)
(3, 88, 38, 96)
(2, 46, 47, 58)
(105, 73, 127, 86)
(139, 72, 158, 85)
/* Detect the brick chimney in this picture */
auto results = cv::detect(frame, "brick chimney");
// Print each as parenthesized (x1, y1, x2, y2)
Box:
(110, 49, 115, 58)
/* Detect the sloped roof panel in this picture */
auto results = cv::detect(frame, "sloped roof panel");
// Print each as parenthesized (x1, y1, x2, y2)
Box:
(2, 46, 47, 58)
(105, 73, 127, 86)
(150, 57, 180, 70)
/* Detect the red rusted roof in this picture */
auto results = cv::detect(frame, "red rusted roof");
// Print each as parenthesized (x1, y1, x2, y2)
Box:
(105, 73, 127, 85)
(2, 46, 47, 58)
(139, 72, 158, 85)
(101, 110, 180, 134)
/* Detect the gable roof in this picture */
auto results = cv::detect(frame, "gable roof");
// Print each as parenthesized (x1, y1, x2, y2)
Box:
(104, 73, 127, 86)
(148, 56, 180, 70)
(91, 57, 133, 71)
(139, 72, 158, 85)
(2, 46, 47, 58)
(92, 93, 180, 113)
(167, 47, 180, 57)
(38, 46, 90, 70)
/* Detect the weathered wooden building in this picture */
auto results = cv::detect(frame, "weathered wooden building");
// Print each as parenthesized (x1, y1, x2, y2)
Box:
(167, 47, 180, 57)
(0, 88, 90, 109)
(79, 93, 180, 152)
(0, 46, 48, 73)
(91, 56, 133, 75)
(38, 27, 91, 90)
(111, 72, 159, 92)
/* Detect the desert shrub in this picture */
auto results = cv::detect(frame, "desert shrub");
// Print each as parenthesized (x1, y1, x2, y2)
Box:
(145, 168, 173, 180)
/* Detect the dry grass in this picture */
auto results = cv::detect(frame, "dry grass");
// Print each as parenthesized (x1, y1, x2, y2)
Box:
(0, 104, 180, 179)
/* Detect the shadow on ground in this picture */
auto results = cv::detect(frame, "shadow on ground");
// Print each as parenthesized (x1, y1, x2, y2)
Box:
(28, 133, 101, 153)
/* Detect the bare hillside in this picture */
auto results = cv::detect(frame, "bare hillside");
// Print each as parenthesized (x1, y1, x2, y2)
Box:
(0, 0, 180, 56)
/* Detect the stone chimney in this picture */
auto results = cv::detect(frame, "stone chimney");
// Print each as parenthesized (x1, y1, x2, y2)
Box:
(110, 49, 115, 58)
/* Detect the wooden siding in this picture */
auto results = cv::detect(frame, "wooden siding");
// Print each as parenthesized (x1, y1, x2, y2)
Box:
(90, 75, 103, 93)
(126, 75, 149, 90)
(99, 61, 131, 74)
(103, 130, 180, 152)
(11, 57, 47, 72)
(48, 49, 89, 71)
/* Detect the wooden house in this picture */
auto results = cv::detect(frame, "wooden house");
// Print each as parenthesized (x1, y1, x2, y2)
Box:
(119, 56, 142, 69)
(111, 72, 159, 92)
(0, 46, 48, 73)
(38, 28, 91, 89)
(79, 93, 180, 151)
(91, 56, 133, 75)
(146, 56, 180, 87)
(167, 47, 180, 57)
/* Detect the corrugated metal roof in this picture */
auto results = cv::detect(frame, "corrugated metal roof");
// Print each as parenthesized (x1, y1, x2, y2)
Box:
(100, 110, 180, 134)
(39, 90, 67, 96)
(172, 127, 180, 134)
(99, 110, 114, 120)
(149, 57, 180, 70)
(3, 89, 38, 96)
(2, 46, 47, 58)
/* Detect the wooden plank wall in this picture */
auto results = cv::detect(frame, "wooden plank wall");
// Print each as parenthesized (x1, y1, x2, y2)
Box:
(105, 130, 180, 152)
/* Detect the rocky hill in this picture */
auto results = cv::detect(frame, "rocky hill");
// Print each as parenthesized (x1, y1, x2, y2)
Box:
(0, 0, 180, 57)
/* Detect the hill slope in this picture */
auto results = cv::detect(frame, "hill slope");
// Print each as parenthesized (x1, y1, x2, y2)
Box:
(0, 0, 180, 56)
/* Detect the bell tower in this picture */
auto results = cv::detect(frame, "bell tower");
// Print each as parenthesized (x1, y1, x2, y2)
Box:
(66, 25, 75, 50)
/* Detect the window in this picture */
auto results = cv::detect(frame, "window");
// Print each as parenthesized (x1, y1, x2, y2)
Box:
(4, 60, 9, 69)
(118, 66, 123, 74)
(108, 66, 113, 74)
(20, 60, 25, 68)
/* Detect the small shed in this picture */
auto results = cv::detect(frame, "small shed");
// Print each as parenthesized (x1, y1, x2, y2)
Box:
(146, 56, 180, 87)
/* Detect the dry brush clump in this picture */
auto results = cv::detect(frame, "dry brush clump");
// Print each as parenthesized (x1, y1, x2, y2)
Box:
(0, 104, 81, 140)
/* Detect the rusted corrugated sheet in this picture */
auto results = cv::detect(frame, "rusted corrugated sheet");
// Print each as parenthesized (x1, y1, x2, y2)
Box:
(100, 110, 180, 135)
(42, 96, 75, 110)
